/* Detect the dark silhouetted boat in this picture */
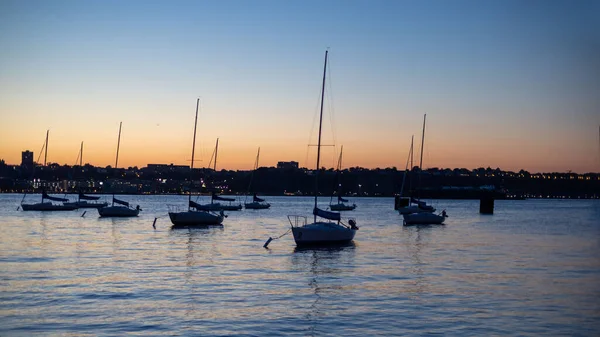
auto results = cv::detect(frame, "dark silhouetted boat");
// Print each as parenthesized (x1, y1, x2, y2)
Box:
(403, 114, 447, 225)
(244, 148, 271, 209)
(64, 142, 109, 209)
(21, 130, 78, 211)
(329, 146, 356, 211)
(168, 99, 224, 226)
(97, 122, 140, 217)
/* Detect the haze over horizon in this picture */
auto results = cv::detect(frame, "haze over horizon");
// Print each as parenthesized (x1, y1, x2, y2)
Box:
(1, 0, 599, 173)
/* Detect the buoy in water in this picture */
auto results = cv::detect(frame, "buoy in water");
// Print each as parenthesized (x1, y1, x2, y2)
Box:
(263, 237, 273, 248)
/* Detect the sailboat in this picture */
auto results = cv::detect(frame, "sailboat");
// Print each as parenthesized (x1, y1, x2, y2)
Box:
(97, 122, 141, 217)
(21, 130, 78, 211)
(199, 138, 242, 211)
(64, 142, 108, 209)
(244, 147, 271, 209)
(402, 114, 447, 225)
(168, 98, 225, 226)
(396, 136, 434, 215)
(288, 50, 359, 246)
(329, 146, 356, 211)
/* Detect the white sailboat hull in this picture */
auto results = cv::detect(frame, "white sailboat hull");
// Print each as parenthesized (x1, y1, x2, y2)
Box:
(292, 222, 356, 246)
(403, 212, 446, 225)
(98, 206, 139, 217)
(21, 202, 78, 211)
(168, 210, 224, 226)
(244, 202, 270, 209)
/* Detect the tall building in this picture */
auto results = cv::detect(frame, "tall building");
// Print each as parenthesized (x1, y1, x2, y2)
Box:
(21, 150, 33, 167)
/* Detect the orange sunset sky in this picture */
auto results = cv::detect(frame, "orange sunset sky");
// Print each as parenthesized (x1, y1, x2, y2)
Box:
(1, 1, 598, 173)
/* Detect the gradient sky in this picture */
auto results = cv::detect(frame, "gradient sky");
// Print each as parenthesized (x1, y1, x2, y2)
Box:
(1, 0, 598, 173)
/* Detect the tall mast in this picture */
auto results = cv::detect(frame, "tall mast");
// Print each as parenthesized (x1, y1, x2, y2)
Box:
(255, 147, 261, 170)
(401, 135, 413, 196)
(408, 135, 414, 194)
(336, 145, 343, 198)
(188, 98, 200, 211)
(78, 141, 84, 202)
(213, 138, 219, 171)
(44, 130, 49, 166)
(337, 145, 343, 171)
(418, 114, 426, 198)
(115, 122, 122, 169)
(314, 50, 328, 220)
(112, 122, 122, 206)
(247, 147, 260, 197)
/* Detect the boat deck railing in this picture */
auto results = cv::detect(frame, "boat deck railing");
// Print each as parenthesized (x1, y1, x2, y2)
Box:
(287, 215, 307, 228)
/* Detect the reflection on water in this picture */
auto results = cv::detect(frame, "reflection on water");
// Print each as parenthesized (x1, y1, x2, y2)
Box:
(291, 244, 357, 336)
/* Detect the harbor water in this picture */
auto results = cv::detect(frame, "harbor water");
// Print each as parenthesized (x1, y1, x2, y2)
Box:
(1, 195, 599, 336)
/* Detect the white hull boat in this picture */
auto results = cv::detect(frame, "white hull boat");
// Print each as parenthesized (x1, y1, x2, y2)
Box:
(21, 202, 78, 211)
(285, 51, 359, 247)
(291, 219, 357, 246)
(403, 212, 447, 225)
(64, 200, 108, 209)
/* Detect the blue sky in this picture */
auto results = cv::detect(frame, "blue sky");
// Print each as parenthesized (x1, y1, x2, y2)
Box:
(1, 0, 598, 172)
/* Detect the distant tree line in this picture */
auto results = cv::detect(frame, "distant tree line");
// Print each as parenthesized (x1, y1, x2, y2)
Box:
(0, 160, 598, 199)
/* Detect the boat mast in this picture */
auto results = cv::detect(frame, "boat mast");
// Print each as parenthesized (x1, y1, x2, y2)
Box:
(78, 141, 84, 202)
(418, 114, 426, 198)
(337, 145, 343, 203)
(112, 122, 122, 206)
(314, 50, 328, 221)
(247, 147, 260, 195)
(400, 135, 413, 197)
(44, 130, 49, 166)
(213, 138, 219, 171)
(189, 98, 200, 211)
(42, 130, 49, 202)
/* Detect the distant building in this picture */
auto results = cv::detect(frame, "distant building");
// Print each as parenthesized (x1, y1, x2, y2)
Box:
(21, 150, 33, 167)
(146, 163, 189, 174)
(277, 161, 299, 169)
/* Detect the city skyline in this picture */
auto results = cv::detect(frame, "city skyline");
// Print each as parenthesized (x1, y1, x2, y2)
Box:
(1, 1, 599, 173)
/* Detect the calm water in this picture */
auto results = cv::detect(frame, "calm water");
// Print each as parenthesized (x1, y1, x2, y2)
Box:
(1, 194, 599, 336)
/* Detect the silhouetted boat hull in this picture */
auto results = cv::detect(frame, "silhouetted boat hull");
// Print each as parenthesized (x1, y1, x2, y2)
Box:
(98, 206, 139, 217)
(168, 211, 224, 226)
